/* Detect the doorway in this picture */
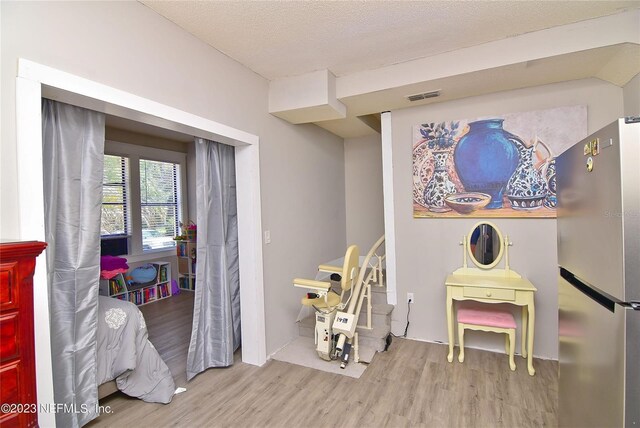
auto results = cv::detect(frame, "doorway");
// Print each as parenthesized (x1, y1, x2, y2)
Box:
(16, 59, 267, 425)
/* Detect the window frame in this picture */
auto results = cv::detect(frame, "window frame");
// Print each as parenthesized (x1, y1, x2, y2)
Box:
(101, 154, 130, 237)
(103, 140, 188, 259)
(139, 157, 182, 252)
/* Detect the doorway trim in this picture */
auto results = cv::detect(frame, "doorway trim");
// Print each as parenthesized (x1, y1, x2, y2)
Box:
(16, 59, 266, 426)
(380, 112, 398, 305)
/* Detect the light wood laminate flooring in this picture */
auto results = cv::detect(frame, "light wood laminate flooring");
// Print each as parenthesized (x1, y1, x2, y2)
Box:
(138, 289, 195, 387)
(89, 292, 557, 427)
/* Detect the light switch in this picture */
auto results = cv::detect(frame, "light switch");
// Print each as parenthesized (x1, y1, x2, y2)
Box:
(264, 230, 271, 244)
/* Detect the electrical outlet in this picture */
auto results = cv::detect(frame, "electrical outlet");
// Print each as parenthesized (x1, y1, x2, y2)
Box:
(407, 292, 414, 303)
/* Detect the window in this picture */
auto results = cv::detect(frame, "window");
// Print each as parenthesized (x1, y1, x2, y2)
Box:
(101, 155, 129, 236)
(100, 140, 187, 256)
(139, 159, 181, 251)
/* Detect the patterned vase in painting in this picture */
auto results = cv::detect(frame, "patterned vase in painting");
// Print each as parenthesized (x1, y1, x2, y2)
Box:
(453, 119, 520, 209)
(423, 150, 456, 212)
(506, 140, 548, 210)
(542, 158, 557, 208)
(535, 153, 557, 209)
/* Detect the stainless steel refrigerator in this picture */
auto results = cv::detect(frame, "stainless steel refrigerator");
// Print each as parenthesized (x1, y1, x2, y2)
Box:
(557, 117, 640, 427)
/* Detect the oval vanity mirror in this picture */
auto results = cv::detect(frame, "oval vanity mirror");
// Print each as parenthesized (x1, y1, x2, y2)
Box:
(468, 221, 504, 269)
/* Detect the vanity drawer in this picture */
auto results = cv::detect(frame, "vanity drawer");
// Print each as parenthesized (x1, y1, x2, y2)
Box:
(463, 286, 515, 301)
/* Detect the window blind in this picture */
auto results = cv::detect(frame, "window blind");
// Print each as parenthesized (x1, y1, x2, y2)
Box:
(139, 159, 180, 251)
(101, 155, 129, 236)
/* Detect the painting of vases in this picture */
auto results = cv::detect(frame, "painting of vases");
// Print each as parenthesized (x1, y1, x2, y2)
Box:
(413, 105, 587, 218)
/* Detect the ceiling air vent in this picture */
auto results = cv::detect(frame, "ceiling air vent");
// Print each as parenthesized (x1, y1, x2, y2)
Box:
(406, 90, 441, 102)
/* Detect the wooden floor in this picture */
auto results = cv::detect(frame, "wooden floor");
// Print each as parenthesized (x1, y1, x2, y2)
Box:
(137, 290, 195, 387)
(89, 293, 558, 427)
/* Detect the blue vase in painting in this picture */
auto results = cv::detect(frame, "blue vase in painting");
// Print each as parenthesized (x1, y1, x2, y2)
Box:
(453, 119, 520, 209)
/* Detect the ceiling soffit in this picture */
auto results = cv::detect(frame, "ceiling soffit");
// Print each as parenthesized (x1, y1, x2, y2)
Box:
(270, 10, 640, 137)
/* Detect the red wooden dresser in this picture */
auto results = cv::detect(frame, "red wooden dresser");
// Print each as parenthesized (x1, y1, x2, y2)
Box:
(0, 241, 46, 428)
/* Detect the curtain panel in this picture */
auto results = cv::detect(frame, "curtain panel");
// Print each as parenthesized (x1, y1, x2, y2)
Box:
(42, 100, 105, 427)
(186, 138, 240, 380)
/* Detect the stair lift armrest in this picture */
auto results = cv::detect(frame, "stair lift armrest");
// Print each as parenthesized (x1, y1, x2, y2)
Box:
(293, 278, 332, 292)
(317, 264, 343, 274)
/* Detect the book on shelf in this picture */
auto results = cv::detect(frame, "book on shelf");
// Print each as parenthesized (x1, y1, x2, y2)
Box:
(158, 283, 172, 298)
(143, 287, 155, 303)
(159, 264, 168, 283)
(129, 290, 142, 305)
(179, 277, 188, 289)
(108, 280, 117, 295)
(177, 241, 197, 259)
(115, 274, 126, 291)
(179, 276, 195, 290)
(177, 241, 187, 257)
(108, 274, 127, 295)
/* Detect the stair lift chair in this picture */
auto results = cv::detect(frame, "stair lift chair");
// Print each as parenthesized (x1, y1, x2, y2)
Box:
(293, 245, 360, 363)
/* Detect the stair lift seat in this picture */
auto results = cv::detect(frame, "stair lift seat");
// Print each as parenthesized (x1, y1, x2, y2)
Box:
(457, 306, 517, 371)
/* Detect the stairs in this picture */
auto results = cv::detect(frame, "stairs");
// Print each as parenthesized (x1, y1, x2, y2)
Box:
(297, 281, 394, 361)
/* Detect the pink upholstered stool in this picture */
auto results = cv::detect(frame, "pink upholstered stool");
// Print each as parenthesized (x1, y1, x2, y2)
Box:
(457, 307, 517, 371)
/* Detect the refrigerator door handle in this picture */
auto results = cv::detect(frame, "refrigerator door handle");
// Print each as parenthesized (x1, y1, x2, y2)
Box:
(559, 267, 620, 312)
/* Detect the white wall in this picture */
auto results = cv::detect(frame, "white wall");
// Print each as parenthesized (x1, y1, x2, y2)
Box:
(623, 72, 640, 116)
(1, 1, 346, 357)
(344, 134, 384, 250)
(389, 78, 624, 359)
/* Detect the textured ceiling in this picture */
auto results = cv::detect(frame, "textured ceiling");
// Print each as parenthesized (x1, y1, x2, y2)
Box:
(140, 0, 638, 80)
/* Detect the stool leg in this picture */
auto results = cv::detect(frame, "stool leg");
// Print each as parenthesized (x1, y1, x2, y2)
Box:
(458, 323, 465, 363)
(508, 330, 516, 371)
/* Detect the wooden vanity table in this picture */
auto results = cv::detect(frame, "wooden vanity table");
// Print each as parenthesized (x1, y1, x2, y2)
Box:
(446, 221, 537, 376)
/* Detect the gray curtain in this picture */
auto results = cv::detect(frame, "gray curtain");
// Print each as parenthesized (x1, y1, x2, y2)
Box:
(186, 138, 240, 380)
(42, 100, 105, 427)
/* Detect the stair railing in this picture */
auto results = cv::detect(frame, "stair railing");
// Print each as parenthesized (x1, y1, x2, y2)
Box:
(354, 235, 385, 330)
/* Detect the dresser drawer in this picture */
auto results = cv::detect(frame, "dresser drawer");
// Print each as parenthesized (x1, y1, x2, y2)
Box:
(0, 262, 18, 309)
(1, 360, 23, 428)
(0, 313, 20, 362)
(0, 361, 21, 405)
(463, 286, 515, 301)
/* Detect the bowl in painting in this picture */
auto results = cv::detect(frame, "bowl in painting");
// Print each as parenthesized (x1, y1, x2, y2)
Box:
(444, 192, 492, 214)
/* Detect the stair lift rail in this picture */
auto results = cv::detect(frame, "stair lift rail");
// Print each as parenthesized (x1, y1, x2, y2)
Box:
(334, 235, 385, 364)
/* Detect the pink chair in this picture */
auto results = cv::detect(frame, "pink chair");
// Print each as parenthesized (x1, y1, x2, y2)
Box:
(457, 307, 516, 371)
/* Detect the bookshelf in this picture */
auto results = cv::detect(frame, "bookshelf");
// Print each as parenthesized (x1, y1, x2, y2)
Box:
(99, 273, 129, 301)
(176, 240, 196, 291)
(99, 262, 172, 306)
